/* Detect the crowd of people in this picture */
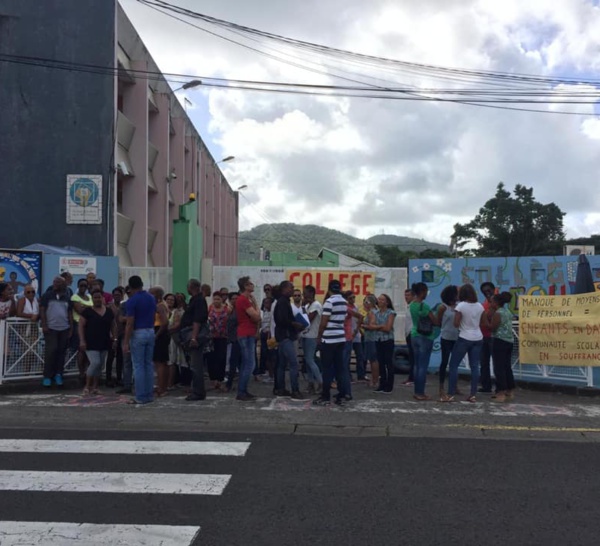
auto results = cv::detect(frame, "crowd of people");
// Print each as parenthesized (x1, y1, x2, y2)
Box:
(0, 271, 515, 405)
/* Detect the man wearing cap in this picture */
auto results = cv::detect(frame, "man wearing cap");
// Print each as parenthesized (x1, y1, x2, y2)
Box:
(313, 279, 350, 406)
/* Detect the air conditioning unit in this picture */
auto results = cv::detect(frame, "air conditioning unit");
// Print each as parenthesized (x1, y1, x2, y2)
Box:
(564, 245, 595, 256)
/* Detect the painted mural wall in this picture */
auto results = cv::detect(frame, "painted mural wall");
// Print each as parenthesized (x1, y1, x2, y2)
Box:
(408, 256, 600, 384)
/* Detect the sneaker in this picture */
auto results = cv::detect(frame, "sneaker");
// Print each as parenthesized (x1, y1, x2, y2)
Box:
(373, 388, 384, 393)
(116, 387, 132, 394)
(274, 389, 292, 398)
(312, 397, 331, 406)
(42, 378, 51, 388)
(381, 390, 392, 395)
(236, 393, 256, 402)
(54, 374, 63, 386)
(344, 394, 353, 401)
(401, 380, 414, 387)
(333, 396, 344, 406)
(262, 377, 274, 384)
(291, 391, 304, 400)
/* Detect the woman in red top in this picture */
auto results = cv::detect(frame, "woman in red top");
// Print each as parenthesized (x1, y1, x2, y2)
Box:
(208, 292, 229, 391)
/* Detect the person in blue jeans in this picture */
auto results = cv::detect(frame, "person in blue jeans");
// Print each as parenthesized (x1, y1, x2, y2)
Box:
(443, 283, 486, 403)
(123, 276, 156, 405)
(234, 276, 261, 401)
(408, 282, 438, 401)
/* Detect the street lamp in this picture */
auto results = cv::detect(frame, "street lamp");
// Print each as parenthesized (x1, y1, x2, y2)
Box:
(172, 79, 203, 93)
(237, 184, 248, 191)
(217, 156, 235, 164)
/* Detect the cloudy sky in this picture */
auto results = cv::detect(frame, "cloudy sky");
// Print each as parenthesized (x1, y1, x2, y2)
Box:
(120, 0, 600, 245)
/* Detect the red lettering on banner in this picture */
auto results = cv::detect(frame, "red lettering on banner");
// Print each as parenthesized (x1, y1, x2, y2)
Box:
(363, 274, 372, 294)
(289, 272, 300, 284)
(339, 273, 348, 291)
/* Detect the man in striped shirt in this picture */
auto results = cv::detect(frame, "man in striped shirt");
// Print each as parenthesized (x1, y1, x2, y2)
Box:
(313, 279, 349, 406)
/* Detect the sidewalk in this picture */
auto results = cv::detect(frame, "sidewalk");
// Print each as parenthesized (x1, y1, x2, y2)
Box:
(2, 373, 600, 441)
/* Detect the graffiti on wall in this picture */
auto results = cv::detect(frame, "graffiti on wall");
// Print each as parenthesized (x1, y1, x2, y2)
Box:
(409, 256, 600, 315)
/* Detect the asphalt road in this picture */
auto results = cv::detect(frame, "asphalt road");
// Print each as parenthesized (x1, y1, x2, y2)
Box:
(0, 428, 598, 545)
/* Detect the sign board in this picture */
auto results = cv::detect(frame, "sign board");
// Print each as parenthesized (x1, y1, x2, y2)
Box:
(519, 294, 600, 366)
(0, 249, 43, 297)
(286, 269, 375, 298)
(66, 175, 102, 224)
(59, 256, 97, 275)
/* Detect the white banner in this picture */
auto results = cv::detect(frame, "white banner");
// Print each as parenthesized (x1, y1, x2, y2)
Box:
(59, 257, 97, 275)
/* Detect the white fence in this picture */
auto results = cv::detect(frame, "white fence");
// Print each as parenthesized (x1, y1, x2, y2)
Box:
(119, 267, 172, 292)
(509, 321, 593, 387)
(0, 319, 78, 383)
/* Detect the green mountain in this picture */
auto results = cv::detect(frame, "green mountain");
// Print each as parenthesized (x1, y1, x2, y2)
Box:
(238, 224, 448, 264)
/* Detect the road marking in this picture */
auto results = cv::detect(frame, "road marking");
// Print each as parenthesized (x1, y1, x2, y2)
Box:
(0, 439, 250, 456)
(444, 424, 600, 433)
(0, 471, 231, 495)
(0, 522, 200, 545)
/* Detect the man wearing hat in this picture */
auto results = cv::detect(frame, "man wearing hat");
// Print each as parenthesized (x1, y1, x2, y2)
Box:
(313, 279, 350, 406)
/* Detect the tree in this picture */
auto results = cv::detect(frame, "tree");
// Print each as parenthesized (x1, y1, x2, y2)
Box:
(451, 183, 565, 257)
(375, 246, 451, 267)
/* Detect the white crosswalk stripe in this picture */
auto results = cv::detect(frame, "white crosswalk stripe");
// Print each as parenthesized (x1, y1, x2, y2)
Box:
(0, 437, 250, 544)
(0, 522, 201, 546)
(0, 439, 250, 456)
(0, 470, 231, 495)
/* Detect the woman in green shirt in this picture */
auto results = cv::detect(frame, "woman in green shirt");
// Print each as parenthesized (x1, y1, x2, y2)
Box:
(409, 282, 438, 401)
(488, 292, 515, 402)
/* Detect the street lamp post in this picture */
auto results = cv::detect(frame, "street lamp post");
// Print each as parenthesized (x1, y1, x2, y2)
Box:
(172, 79, 203, 93)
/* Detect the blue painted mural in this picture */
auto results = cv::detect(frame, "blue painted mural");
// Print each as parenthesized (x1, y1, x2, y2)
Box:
(408, 256, 600, 386)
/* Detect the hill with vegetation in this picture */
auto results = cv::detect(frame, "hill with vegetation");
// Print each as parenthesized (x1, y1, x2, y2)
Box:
(238, 223, 448, 264)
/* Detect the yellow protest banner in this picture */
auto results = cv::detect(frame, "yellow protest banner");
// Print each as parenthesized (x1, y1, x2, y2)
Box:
(519, 293, 600, 366)
(285, 269, 375, 299)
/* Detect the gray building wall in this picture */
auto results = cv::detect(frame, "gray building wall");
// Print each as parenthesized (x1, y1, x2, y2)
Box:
(0, 0, 116, 255)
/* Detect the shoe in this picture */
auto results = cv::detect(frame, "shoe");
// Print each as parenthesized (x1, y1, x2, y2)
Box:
(380, 390, 392, 395)
(344, 394, 353, 401)
(274, 389, 292, 398)
(291, 391, 304, 400)
(42, 378, 51, 388)
(333, 396, 344, 406)
(373, 388, 384, 393)
(116, 387, 132, 394)
(185, 394, 206, 401)
(312, 397, 331, 406)
(262, 377, 274, 384)
(236, 393, 256, 401)
(413, 394, 431, 401)
(401, 380, 414, 386)
(54, 374, 63, 386)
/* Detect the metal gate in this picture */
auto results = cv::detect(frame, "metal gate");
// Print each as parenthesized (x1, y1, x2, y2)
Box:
(0, 319, 78, 383)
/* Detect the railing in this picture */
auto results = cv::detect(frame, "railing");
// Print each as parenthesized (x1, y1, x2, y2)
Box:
(0, 318, 78, 383)
(509, 320, 593, 387)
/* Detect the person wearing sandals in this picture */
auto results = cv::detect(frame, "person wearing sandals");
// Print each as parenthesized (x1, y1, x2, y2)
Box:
(437, 285, 460, 398)
(362, 295, 379, 388)
(371, 294, 397, 394)
(78, 290, 116, 396)
(409, 283, 438, 401)
(149, 286, 170, 397)
(487, 292, 515, 402)
(443, 283, 486, 403)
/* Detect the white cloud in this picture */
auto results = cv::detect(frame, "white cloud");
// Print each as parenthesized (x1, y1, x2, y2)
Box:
(121, 0, 600, 244)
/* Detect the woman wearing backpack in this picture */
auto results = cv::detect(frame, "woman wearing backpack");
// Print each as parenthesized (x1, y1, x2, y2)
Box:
(409, 282, 438, 401)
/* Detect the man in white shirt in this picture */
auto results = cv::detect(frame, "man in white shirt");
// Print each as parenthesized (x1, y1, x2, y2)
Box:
(302, 285, 323, 394)
(313, 279, 348, 406)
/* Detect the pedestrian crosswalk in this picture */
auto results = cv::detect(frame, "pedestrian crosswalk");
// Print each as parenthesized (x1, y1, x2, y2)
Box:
(0, 438, 251, 545)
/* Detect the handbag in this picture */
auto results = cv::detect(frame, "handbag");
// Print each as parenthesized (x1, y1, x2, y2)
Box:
(179, 323, 210, 349)
(416, 303, 433, 336)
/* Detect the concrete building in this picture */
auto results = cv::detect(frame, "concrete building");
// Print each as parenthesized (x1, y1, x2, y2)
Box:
(0, 0, 238, 269)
